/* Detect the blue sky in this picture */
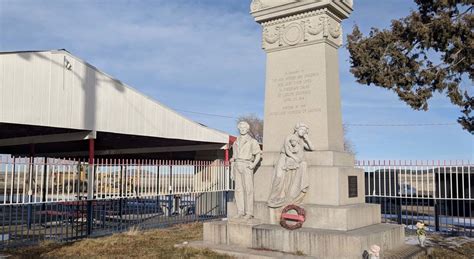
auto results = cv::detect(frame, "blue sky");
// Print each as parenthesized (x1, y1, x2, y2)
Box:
(0, 0, 472, 161)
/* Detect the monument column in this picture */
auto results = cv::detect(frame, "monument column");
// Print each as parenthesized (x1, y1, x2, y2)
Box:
(251, 0, 362, 206)
(256, 0, 350, 154)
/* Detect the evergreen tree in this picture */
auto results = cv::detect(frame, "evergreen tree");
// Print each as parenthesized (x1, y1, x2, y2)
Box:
(347, 0, 473, 133)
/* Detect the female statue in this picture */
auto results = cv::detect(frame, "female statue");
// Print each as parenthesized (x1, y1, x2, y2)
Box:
(267, 123, 315, 208)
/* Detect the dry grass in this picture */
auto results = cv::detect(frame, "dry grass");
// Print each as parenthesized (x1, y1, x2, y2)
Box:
(8, 223, 231, 259)
(419, 236, 474, 259)
(7, 240, 64, 258)
(8, 223, 473, 259)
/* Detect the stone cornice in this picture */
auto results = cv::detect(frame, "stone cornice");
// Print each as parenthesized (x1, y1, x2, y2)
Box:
(259, 9, 343, 52)
(251, 0, 353, 22)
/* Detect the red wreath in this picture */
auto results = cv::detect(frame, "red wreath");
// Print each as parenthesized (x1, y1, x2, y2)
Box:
(280, 204, 306, 230)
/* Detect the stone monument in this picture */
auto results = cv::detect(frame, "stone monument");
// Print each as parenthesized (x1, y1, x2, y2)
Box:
(193, 1, 405, 258)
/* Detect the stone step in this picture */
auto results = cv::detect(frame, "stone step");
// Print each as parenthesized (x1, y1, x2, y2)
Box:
(252, 223, 404, 258)
(203, 220, 406, 259)
(184, 241, 313, 259)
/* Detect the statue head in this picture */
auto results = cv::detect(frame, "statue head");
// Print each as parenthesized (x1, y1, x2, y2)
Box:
(237, 121, 251, 136)
(294, 122, 309, 137)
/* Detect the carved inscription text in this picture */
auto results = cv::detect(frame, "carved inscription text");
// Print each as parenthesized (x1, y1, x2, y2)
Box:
(269, 69, 321, 117)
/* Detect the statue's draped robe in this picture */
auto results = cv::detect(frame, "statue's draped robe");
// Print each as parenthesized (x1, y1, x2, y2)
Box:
(267, 134, 309, 208)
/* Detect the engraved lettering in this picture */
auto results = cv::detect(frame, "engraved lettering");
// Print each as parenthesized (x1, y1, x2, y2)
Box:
(269, 70, 321, 116)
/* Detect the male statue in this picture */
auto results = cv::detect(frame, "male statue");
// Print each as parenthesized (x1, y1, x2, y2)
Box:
(230, 121, 262, 219)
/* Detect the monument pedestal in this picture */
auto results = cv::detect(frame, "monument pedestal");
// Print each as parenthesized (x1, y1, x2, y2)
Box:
(201, 220, 404, 258)
(228, 202, 382, 231)
(254, 163, 366, 206)
(213, 157, 404, 257)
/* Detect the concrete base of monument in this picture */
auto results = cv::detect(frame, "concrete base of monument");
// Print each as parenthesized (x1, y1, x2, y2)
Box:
(184, 240, 314, 258)
(197, 219, 404, 259)
(228, 201, 382, 231)
(205, 218, 263, 247)
(251, 223, 404, 258)
(253, 164, 366, 205)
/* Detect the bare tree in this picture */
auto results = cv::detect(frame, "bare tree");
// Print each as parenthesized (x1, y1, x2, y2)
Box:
(237, 114, 356, 156)
(237, 114, 264, 143)
(343, 124, 356, 156)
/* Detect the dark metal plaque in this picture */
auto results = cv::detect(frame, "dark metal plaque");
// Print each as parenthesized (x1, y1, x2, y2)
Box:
(348, 176, 358, 198)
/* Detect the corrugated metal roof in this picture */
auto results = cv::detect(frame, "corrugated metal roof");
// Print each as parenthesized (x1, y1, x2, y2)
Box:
(0, 49, 230, 144)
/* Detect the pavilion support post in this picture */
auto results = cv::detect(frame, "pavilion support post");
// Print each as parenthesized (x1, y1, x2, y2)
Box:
(87, 138, 95, 236)
(224, 144, 230, 215)
(87, 138, 95, 199)
(224, 146, 229, 164)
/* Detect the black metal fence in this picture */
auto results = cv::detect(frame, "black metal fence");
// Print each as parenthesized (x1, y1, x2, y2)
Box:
(0, 158, 230, 249)
(359, 160, 473, 237)
(0, 192, 228, 248)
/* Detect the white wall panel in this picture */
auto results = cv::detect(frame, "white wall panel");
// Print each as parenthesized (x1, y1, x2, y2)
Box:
(3, 55, 16, 122)
(0, 50, 229, 144)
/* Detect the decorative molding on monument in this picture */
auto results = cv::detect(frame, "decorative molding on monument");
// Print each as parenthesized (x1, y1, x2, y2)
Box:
(250, 0, 354, 13)
(251, 1, 353, 22)
(251, 0, 309, 13)
(261, 9, 343, 51)
(334, 0, 353, 12)
(250, 0, 266, 13)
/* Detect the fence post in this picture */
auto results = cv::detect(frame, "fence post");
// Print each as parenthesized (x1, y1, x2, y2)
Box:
(434, 200, 440, 231)
(397, 197, 402, 224)
(168, 164, 173, 217)
(11, 157, 16, 203)
(87, 200, 93, 235)
(224, 191, 228, 216)
(41, 158, 48, 223)
(119, 164, 123, 226)
(394, 170, 402, 224)
(27, 146, 35, 230)
(86, 162, 95, 236)
(156, 162, 160, 208)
